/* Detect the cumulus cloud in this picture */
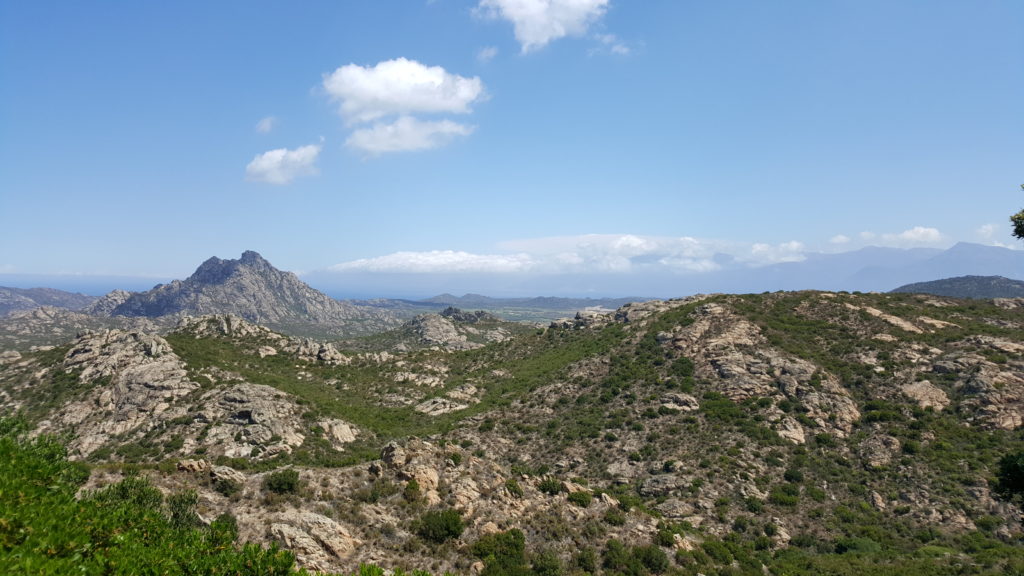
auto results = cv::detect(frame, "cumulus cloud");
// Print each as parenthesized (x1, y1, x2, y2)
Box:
(255, 116, 276, 133)
(749, 241, 806, 265)
(882, 226, 943, 246)
(477, 46, 499, 62)
(329, 234, 818, 276)
(331, 250, 533, 274)
(477, 0, 610, 53)
(346, 116, 475, 155)
(322, 58, 485, 124)
(829, 234, 851, 244)
(245, 143, 322, 185)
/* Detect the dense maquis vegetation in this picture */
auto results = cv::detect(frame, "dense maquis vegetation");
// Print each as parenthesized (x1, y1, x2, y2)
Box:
(4, 290, 1024, 574)
(0, 416, 444, 576)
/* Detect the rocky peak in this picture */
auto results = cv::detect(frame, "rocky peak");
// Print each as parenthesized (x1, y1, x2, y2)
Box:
(103, 251, 401, 338)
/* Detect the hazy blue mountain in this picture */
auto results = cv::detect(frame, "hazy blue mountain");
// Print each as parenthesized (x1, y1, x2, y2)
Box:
(0, 286, 97, 315)
(891, 275, 1024, 299)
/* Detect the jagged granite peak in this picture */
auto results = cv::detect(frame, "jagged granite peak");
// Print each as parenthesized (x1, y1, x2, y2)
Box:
(106, 251, 400, 337)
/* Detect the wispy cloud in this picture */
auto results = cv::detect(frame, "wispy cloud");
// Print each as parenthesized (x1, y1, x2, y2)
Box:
(245, 142, 322, 185)
(345, 116, 475, 155)
(591, 33, 630, 55)
(477, 46, 499, 63)
(255, 116, 276, 133)
(476, 0, 610, 53)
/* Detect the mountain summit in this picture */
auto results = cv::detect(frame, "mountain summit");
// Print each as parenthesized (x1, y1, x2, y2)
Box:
(106, 251, 399, 337)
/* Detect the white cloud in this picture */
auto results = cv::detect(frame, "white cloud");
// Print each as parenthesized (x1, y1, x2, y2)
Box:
(245, 143, 322, 185)
(255, 116, 276, 133)
(976, 223, 998, 240)
(829, 234, 851, 244)
(477, 0, 610, 53)
(322, 58, 485, 125)
(882, 226, 943, 245)
(477, 46, 499, 62)
(592, 33, 630, 55)
(749, 241, 806, 265)
(345, 116, 475, 155)
(331, 250, 534, 273)
(328, 234, 816, 276)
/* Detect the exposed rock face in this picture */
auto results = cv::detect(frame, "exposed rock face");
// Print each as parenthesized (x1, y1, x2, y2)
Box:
(0, 306, 163, 351)
(403, 308, 513, 350)
(270, 511, 362, 572)
(103, 251, 400, 337)
(902, 380, 950, 411)
(39, 329, 199, 456)
(83, 289, 132, 316)
(31, 327, 358, 461)
(665, 302, 860, 438)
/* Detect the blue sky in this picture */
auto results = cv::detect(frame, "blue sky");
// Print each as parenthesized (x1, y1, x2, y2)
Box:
(1, 1, 1022, 296)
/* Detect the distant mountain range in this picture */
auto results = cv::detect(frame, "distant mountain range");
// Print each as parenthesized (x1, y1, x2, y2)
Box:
(891, 275, 1024, 299)
(0, 286, 96, 316)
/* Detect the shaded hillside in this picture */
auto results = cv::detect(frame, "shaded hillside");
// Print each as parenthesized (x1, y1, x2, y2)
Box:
(104, 251, 401, 338)
(0, 286, 96, 315)
(892, 275, 1024, 299)
(2, 292, 1024, 575)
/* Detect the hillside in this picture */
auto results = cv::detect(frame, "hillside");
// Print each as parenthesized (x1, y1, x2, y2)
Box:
(2, 291, 1024, 574)
(0, 285, 96, 315)
(892, 275, 1024, 299)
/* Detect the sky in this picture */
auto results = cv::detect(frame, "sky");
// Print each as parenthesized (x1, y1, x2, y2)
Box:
(1, 1, 1022, 297)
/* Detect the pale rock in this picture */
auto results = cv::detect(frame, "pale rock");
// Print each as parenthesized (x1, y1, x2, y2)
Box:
(776, 417, 806, 444)
(415, 397, 468, 416)
(177, 459, 210, 473)
(860, 433, 901, 468)
(901, 380, 950, 411)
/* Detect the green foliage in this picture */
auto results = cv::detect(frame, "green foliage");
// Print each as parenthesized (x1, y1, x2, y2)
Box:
(538, 478, 564, 495)
(471, 529, 527, 576)
(996, 449, 1024, 497)
(567, 490, 593, 507)
(1012, 185, 1024, 240)
(415, 509, 464, 544)
(504, 477, 524, 498)
(263, 468, 300, 495)
(0, 415, 306, 575)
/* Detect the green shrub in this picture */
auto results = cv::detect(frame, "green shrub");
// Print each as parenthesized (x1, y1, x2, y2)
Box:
(567, 490, 593, 507)
(472, 529, 526, 574)
(603, 507, 627, 526)
(505, 477, 524, 498)
(538, 478, 564, 495)
(262, 468, 300, 495)
(415, 509, 464, 543)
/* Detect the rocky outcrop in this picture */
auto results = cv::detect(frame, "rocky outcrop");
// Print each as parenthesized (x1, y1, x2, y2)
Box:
(31, 327, 359, 461)
(270, 511, 362, 571)
(83, 289, 132, 316)
(663, 302, 860, 438)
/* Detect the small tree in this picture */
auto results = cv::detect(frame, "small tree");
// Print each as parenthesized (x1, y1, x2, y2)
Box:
(415, 509, 464, 543)
(263, 468, 300, 495)
(997, 450, 1024, 497)
(1012, 184, 1024, 240)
